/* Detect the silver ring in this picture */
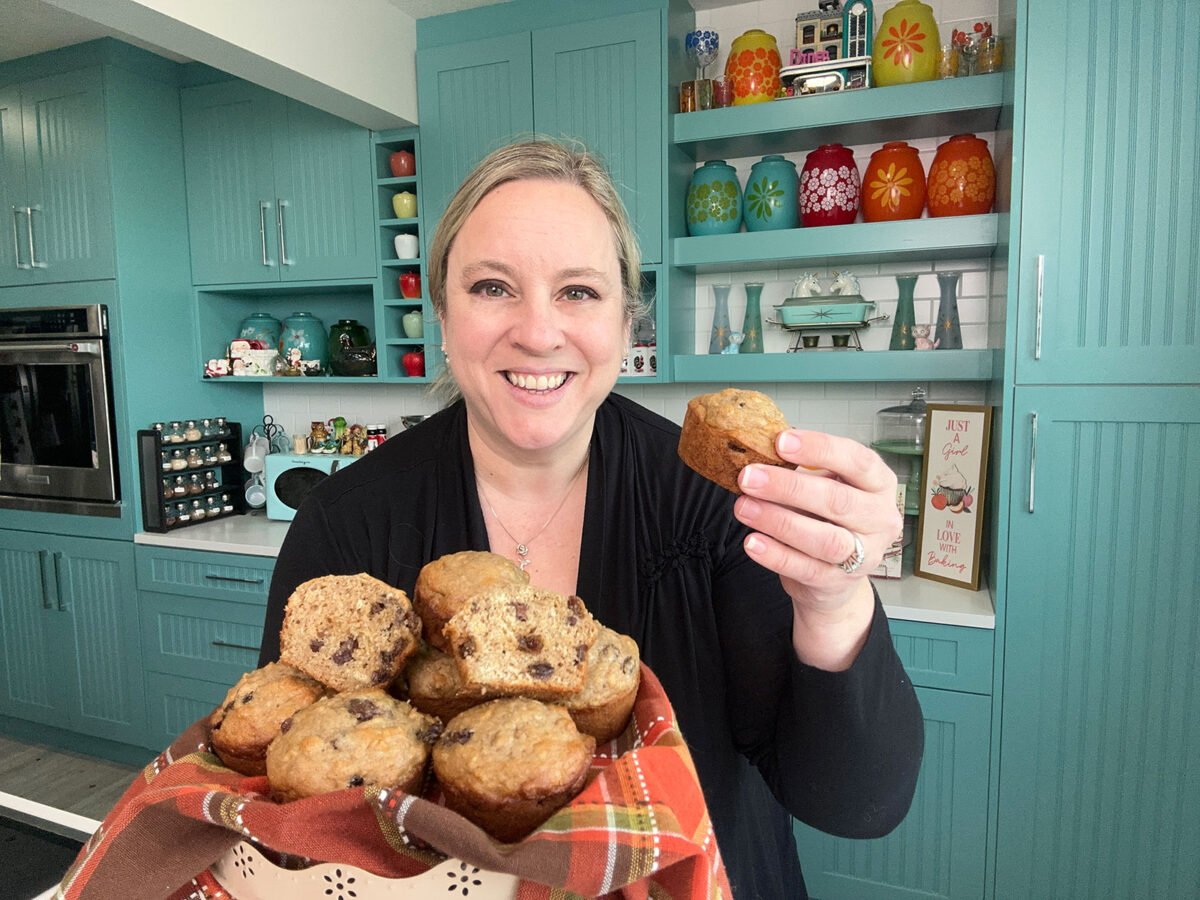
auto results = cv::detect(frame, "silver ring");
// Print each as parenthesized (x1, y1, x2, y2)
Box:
(839, 532, 866, 574)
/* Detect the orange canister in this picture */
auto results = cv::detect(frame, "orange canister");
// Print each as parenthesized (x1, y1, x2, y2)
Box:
(926, 133, 995, 217)
(724, 29, 782, 106)
(862, 141, 927, 221)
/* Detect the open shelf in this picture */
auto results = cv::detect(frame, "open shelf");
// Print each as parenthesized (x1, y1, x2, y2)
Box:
(672, 348, 997, 383)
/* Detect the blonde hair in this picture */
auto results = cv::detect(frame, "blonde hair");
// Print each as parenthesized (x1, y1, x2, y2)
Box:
(426, 138, 647, 402)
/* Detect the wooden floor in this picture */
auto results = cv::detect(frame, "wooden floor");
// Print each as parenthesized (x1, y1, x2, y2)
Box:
(0, 735, 142, 821)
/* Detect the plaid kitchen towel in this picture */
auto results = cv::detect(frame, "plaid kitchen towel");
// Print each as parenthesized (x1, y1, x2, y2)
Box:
(57, 665, 730, 900)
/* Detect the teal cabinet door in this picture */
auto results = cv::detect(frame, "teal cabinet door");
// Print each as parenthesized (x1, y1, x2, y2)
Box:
(273, 98, 375, 282)
(180, 81, 281, 285)
(0, 86, 27, 280)
(1014, 3, 1199, 384)
(144, 671, 231, 753)
(794, 687, 990, 900)
(533, 10, 663, 262)
(416, 33, 534, 235)
(997, 386, 1200, 898)
(0, 531, 65, 726)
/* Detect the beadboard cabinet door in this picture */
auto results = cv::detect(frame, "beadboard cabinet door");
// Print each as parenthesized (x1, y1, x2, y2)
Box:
(997, 386, 1200, 899)
(0, 86, 25, 278)
(1014, 1, 1199, 384)
(0, 534, 64, 727)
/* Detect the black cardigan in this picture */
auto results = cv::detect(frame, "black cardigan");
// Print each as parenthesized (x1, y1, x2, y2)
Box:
(260, 394, 924, 899)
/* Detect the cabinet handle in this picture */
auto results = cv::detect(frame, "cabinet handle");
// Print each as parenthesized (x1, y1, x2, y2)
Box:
(204, 574, 265, 585)
(276, 199, 293, 266)
(27, 206, 47, 269)
(11, 207, 29, 269)
(1028, 412, 1039, 514)
(211, 639, 260, 652)
(52, 551, 66, 611)
(259, 201, 275, 267)
(37, 550, 52, 609)
(1034, 254, 1045, 360)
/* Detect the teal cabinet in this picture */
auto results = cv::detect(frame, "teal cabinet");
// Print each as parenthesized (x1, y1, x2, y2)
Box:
(417, 9, 663, 262)
(180, 80, 375, 285)
(0, 530, 144, 745)
(1012, 2, 1199, 384)
(995, 387, 1200, 898)
(0, 68, 115, 286)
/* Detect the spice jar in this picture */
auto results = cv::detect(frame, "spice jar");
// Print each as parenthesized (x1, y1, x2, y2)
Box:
(170, 449, 188, 471)
(184, 420, 202, 442)
(186, 448, 202, 468)
(167, 421, 185, 443)
(190, 499, 206, 521)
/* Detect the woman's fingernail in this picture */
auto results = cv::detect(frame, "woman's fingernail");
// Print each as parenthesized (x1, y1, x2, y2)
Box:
(740, 466, 766, 490)
(778, 431, 801, 455)
(745, 534, 765, 555)
(738, 497, 761, 520)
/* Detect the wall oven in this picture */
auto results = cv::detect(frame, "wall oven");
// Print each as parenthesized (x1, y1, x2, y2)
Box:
(0, 304, 121, 517)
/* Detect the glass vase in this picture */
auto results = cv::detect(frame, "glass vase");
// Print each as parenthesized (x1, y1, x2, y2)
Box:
(708, 284, 732, 354)
(889, 274, 919, 350)
(934, 271, 963, 350)
(741, 282, 764, 353)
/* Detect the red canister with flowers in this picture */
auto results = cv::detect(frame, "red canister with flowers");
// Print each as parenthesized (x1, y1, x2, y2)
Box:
(926, 133, 995, 217)
(799, 144, 861, 227)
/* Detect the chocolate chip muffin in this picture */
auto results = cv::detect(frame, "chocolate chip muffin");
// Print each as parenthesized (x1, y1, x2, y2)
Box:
(209, 662, 327, 775)
(433, 697, 595, 842)
(413, 551, 529, 652)
(562, 628, 641, 744)
(279, 573, 422, 693)
(443, 584, 599, 700)
(677, 388, 790, 494)
(266, 688, 442, 802)
(400, 644, 492, 723)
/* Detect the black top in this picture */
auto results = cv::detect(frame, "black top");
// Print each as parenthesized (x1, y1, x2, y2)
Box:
(260, 394, 924, 899)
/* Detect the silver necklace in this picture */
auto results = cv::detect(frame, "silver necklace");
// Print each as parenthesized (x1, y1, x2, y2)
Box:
(477, 454, 589, 572)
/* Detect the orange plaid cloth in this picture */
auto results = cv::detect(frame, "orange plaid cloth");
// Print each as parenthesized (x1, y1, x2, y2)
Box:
(58, 665, 730, 899)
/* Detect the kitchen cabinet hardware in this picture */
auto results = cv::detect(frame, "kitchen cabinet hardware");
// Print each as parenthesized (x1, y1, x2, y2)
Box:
(1034, 254, 1044, 360)
(276, 199, 292, 267)
(211, 639, 260, 652)
(27, 205, 46, 268)
(204, 574, 266, 585)
(52, 551, 66, 611)
(258, 202, 273, 267)
(11, 208, 28, 269)
(1027, 412, 1038, 514)
(38, 549, 52, 609)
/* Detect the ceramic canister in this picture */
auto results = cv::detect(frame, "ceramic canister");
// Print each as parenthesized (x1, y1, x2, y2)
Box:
(686, 160, 742, 236)
(391, 191, 417, 219)
(862, 141, 927, 222)
(927, 133, 995, 217)
(394, 233, 420, 259)
(279, 312, 328, 369)
(799, 144, 861, 227)
(872, 0, 940, 87)
(743, 154, 799, 231)
(388, 149, 415, 177)
(724, 29, 782, 106)
(237, 312, 282, 349)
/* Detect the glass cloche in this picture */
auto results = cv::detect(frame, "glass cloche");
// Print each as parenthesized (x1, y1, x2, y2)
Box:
(873, 387, 929, 452)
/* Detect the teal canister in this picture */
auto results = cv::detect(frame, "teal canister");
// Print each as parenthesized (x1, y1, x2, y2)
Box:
(237, 312, 282, 349)
(686, 160, 742, 236)
(279, 312, 329, 369)
(743, 154, 799, 231)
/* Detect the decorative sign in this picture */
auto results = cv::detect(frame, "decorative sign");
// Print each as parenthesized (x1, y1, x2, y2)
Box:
(914, 403, 993, 590)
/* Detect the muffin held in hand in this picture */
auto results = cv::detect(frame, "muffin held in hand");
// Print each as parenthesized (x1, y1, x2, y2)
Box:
(413, 551, 530, 652)
(266, 688, 442, 802)
(443, 584, 600, 700)
(433, 697, 596, 843)
(210, 662, 327, 776)
(563, 627, 641, 744)
(678, 388, 789, 494)
(280, 573, 422, 692)
(401, 644, 492, 722)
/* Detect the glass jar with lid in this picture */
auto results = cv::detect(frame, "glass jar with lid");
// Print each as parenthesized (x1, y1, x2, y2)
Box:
(873, 387, 929, 451)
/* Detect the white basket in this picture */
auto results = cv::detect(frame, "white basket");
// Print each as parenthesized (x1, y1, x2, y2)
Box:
(210, 841, 518, 900)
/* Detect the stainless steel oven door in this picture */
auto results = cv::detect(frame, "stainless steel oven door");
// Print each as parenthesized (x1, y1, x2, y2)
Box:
(0, 338, 119, 515)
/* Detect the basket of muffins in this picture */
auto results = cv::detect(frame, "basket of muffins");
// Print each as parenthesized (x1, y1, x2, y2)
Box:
(61, 552, 729, 900)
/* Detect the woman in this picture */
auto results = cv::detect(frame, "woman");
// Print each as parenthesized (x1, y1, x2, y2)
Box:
(259, 139, 923, 898)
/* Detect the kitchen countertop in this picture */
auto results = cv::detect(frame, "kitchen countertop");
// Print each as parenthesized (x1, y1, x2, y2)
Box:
(136, 513, 995, 629)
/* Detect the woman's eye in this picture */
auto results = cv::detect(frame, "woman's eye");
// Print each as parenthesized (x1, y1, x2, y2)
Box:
(470, 281, 508, 298)
(563, 286, 599, 302)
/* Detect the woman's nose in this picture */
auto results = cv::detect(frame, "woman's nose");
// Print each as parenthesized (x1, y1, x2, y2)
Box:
(509, 296, 565, 352)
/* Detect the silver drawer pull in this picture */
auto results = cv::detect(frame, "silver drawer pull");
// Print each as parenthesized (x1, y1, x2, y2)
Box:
(212, 639, 259, 652)
(11, 207, 29, 269)
(204, 574, 266, 585)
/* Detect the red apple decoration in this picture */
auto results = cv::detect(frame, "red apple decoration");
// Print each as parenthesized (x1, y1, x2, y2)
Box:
(398, 271, 421, 298)
(402, 349, 425, 376)
(388, 150, 415, 178)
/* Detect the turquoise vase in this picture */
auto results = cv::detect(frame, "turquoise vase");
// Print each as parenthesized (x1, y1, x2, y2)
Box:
(741, 282, 765, 353)
(934, 271, 964, 350)
(889, 274, 919, 350)
(709, 284, 732, 354)
(743, 154, 799, 231)
(237, 312, 281, 349)
(280, 312, 329, 369)
(686, 160, 742, 236)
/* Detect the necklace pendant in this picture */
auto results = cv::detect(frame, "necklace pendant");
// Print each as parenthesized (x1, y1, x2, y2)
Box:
(516, 543, 530, 571)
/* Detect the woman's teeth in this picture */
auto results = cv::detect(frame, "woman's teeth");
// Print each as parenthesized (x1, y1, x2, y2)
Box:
(506, 372, 566, 391)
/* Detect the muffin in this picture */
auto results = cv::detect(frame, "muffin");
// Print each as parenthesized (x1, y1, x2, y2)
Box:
(677, 388, 789, 494)
(562, 628, 641, 743)
(279, 573, 422, 692)
(413, 551, 529, 652)
(266, 688, 442, 802)
(209, 662, 327, 775)
(433, 698, 595, 842)
(443, 584, 599, 700)
(401, 644, 492, 722)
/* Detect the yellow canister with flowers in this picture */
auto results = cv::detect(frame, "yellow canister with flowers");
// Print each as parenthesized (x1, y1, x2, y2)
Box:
(871, 0, 940, 86)
(724, 29, 782, 106)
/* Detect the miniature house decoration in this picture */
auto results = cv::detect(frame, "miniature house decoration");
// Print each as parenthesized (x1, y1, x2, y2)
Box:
(785, 0, 874, 95)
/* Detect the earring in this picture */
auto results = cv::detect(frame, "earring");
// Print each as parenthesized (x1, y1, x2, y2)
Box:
(441, 343, 448, 362)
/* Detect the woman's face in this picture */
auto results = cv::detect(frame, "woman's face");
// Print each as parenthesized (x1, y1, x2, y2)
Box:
(441, 178, 629, 457)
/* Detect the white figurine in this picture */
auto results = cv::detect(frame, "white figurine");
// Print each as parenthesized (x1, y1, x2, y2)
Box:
(830, 269, 860, 295)
(721, 332, 745, 354)
(913, 324, 940, 350)
(791, 272, 823, 298)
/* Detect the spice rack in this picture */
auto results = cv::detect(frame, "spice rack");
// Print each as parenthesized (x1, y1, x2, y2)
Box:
(138, 420, 245, 532)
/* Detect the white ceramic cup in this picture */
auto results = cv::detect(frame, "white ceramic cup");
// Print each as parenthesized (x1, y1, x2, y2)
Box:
(243, 434, 269, 473)
(393, 233, 419, 259)
(244, 473, 266, 508)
